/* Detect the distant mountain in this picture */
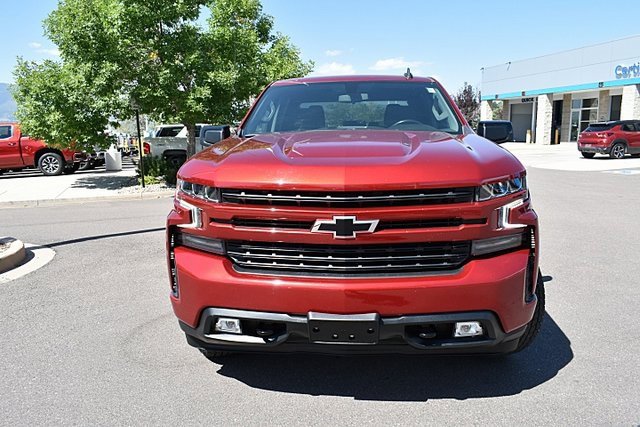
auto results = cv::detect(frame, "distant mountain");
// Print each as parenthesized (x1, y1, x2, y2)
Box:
(0, 83, 17, 121)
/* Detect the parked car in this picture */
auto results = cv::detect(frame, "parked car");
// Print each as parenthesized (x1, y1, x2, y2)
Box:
(167, 74, 543, 359)
(143, 124, 231, 166)
(78, 149, 106, 171)
(577, 120, 640, 159)
(0, 122, 87, 176)
(476, 120, 515, 144)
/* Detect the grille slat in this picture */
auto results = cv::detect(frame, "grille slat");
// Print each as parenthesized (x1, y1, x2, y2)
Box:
(212, 217, 486, 230)
(230, 260, 457, 272)
(221, 187, 475, 208)
(227, 250, 465, 262)
(226, 241, 471, 276)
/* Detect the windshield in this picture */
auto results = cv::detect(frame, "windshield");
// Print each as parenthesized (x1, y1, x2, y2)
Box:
(242, 81, 462, 136)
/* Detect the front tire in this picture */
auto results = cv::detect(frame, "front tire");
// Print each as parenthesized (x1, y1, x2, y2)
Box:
(581, 152, 595, 159)
(38, 152, 64, 176)
(165, 154, 187, 168)
(512, 271, 545, 353)
(610, 142, 626, 159)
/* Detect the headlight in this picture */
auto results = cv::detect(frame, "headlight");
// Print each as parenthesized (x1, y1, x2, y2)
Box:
(177, 179, 220, 202)
(476, 174, 527, 201)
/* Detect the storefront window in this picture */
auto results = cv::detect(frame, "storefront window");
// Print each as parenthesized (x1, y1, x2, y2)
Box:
(570, 98, 598, 141)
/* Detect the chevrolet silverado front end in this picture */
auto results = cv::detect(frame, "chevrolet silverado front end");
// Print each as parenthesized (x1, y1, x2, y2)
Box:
(166, 75, 544, 358)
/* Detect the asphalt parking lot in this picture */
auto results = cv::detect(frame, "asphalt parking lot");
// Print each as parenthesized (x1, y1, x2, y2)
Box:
(1, 150, 639, 425)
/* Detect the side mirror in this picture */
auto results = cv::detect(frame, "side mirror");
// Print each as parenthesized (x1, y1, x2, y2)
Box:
(203, 130, 223, 146)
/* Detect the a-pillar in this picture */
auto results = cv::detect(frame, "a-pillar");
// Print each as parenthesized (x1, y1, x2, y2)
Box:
(535, 94, 553, 145)
(620, 84, 640, 119)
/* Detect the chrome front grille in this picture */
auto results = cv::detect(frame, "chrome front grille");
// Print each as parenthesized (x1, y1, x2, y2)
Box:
(226, 241, 471, 277)
(220, 187, 475, 208)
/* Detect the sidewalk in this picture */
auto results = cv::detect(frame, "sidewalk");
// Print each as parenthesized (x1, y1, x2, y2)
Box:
(501, 142, 640, 172)
(0, 159, 173, 207)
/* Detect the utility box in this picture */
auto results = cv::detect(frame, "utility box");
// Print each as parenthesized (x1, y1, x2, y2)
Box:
(105, 145, 122, 171)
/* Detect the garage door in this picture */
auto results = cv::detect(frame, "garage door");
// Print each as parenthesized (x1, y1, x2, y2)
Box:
(511, 103, 533, 142)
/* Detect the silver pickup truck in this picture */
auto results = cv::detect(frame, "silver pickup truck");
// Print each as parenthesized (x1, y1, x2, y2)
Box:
(144, 124, 231, 166)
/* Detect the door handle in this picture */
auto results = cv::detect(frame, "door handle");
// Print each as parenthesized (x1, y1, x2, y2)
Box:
(7, 142, 17, 146)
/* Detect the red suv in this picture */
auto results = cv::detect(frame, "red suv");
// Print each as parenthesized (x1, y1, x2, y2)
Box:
(577, 120, 640, 159)
(167, 75, 543, 358)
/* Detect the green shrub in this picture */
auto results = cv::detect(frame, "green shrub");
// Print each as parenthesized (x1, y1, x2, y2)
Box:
(163, 163, 179, 186)
(136, 156, 179, 186)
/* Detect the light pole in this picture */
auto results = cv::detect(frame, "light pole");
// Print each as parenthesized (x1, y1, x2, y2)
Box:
(131, 99, 145, 188)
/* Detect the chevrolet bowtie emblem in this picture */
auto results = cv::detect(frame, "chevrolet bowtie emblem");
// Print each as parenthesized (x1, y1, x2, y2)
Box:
(311, 216, 379, 239)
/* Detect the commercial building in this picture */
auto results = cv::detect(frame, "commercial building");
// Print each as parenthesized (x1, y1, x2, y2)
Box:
(480, 35, 640, 144)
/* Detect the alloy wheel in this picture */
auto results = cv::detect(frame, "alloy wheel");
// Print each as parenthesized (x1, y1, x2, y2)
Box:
(42, 156, 61, 173)
(612, 144, 625, 159)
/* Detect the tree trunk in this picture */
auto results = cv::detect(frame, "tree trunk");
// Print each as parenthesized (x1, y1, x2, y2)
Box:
(185, 122, 197, 158)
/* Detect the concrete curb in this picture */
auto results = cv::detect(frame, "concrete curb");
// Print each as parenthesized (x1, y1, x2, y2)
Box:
(0, 190, 175, 209)
(0, 237, 26, 274)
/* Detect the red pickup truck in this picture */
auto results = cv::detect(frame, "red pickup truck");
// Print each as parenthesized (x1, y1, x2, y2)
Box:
(0, 122, 85, 176)
(167, 74, 544, 358)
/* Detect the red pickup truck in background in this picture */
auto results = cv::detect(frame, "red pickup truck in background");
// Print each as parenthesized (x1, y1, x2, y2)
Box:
(0, 122, 86, 176)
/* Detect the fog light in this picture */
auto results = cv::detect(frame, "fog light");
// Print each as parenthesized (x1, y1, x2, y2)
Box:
(214, 318, 242, 334)
(454, 321, 483, 337)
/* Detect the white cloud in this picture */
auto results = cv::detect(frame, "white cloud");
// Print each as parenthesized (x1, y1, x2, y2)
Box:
(28, 41, 60, 57)
(41, 48, 61, 57)
(325, 49, 343, 57)
(309, 62, 356, 76)
(370, 57, 425, 72)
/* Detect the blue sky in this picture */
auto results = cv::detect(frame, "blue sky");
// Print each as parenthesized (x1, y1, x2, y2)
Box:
(1, 0, 638, 94)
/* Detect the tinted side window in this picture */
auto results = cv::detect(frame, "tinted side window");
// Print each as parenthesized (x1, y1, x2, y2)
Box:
(158, 126, 183, 137)
(621, 123, 634, 131)
(0, 125, 12, 139)
(635, 123, 640, 132)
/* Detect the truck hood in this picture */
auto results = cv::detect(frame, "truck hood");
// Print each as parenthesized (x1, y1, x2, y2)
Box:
(181, 130, 524, 190)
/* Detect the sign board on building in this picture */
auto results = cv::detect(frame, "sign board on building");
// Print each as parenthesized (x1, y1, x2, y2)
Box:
(615, 62, 640, 79)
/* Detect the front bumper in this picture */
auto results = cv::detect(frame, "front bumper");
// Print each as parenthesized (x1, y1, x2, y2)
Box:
(168, 190, 540, 355)
(171, 246, 537, 335)
(180, 308, 527, 354)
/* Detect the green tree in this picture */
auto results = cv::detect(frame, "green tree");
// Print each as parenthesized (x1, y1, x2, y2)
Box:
(42, 0, 313, 156)
(453, 82, 480, 128)
(12, 59, 119, 150)
(492, 101, 504, 120)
